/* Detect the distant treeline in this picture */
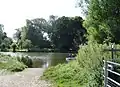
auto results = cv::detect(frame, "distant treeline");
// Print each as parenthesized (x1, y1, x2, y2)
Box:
(13, 15, 86, 52)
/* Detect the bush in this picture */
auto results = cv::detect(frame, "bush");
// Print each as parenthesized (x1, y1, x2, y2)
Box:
(42, 42, 113, 87)
(0, 60, 27, 72)
(42, 62, 84, 87)
(17, 55, 33, 68)
(0, 54, 27, 72)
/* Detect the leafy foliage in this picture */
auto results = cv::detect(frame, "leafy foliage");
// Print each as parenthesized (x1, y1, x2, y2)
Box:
(22, 39, 32, 51)
(0, 24, 13, 51)
(17, 55, 33, 68)
(0, 54, 27, 72)
(82, 0, 120, 44)
(42, 62, 85, 87)
(42, 42, 112, 87)
(14, 16, 86, 52)
(50, 16, 86, 52)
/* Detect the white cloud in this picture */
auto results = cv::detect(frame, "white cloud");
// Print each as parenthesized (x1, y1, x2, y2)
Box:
(0, 0, 83, 38)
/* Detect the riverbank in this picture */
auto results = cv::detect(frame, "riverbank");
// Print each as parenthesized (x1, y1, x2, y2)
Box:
(8, 48, 60, 52)
(7, 48, 77, 53)
(0, 53, 52, 87)
(42, 61, 81, 87)
(0, 53, 27, 73)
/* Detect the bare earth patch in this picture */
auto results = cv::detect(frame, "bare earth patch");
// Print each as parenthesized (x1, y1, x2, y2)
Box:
(0, 68, 51, 87)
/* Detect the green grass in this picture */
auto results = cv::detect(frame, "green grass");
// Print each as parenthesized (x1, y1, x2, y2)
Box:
(42, 61, 92, 87)
(42, 42, 114, 87)
(0, 53, 27, 72)
(42, 62, 84, 87)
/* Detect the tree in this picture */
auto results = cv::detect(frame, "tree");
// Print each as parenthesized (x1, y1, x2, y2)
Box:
(50, 16, 86, 52)
(23, 39, 32, 51)
(79, 0, 120, 44)
(76, 0, 90, 15)
(11, 43, 17, 52)
(13, 18, 52, 49)
(2, 37, 13, 48)
(13, 16, 86, 52)
(0, 24, 4, 44)
(13, 28, 21, 42)
(1, 43, 6, 51)
(0, 24, 13, 51)
(17, 26, 28, 49)
(26, 18, 49, 47)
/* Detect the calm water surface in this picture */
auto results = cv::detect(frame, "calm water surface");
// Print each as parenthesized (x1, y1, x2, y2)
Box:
(1, 52, 68, 68)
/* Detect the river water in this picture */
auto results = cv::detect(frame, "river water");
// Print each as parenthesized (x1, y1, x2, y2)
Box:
(0, 52, 68, 68)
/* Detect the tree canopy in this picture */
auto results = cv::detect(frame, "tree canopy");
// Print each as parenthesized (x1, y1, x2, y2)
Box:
(77, 0, 120, 44)
(0, 24, 13, 51)
(14, 16, 86, 52)
(50, 16, 86, 52)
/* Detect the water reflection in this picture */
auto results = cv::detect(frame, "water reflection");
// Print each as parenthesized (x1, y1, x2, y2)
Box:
(42, 61, 49, 68)
(0, 52, 68, 68)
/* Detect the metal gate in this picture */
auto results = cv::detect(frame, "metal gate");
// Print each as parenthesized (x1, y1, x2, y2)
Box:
(103, 60, 120, 87)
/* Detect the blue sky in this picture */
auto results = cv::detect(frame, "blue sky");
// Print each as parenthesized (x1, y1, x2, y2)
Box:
(0, 0, 83, 38)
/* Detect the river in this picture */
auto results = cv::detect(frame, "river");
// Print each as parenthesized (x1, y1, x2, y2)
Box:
(0, 52, 68, 68)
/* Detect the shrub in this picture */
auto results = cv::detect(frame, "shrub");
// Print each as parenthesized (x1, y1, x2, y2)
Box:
(42, 62, 85, 87)
(0, 54, 27, 72)
(42, 42, 113, 87)
(0, 60, 27, 72)
(17, 55, 33, 68)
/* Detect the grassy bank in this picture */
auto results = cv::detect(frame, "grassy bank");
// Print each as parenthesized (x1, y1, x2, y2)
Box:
(0, 54, 27, 73)
(42, 42, 113, 87)
(42, 62, 86, 87)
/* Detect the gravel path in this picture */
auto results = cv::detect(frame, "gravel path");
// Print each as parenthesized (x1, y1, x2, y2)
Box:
(0, 68, 51, 87)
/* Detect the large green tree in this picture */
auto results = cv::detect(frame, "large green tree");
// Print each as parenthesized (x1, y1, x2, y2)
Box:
(14, 18, 51, 49)
(26, 18, 51, 48)
(50, 16, 86, 52)
(79, 0, 120, 44)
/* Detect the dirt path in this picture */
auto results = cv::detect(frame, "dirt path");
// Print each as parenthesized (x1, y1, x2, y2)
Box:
(0, 68, 51, 87)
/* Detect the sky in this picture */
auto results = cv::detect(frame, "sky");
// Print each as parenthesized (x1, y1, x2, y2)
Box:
(0, 0, 83, 38)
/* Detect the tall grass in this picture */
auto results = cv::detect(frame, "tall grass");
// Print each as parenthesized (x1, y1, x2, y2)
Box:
(42, 42, 114, 87)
